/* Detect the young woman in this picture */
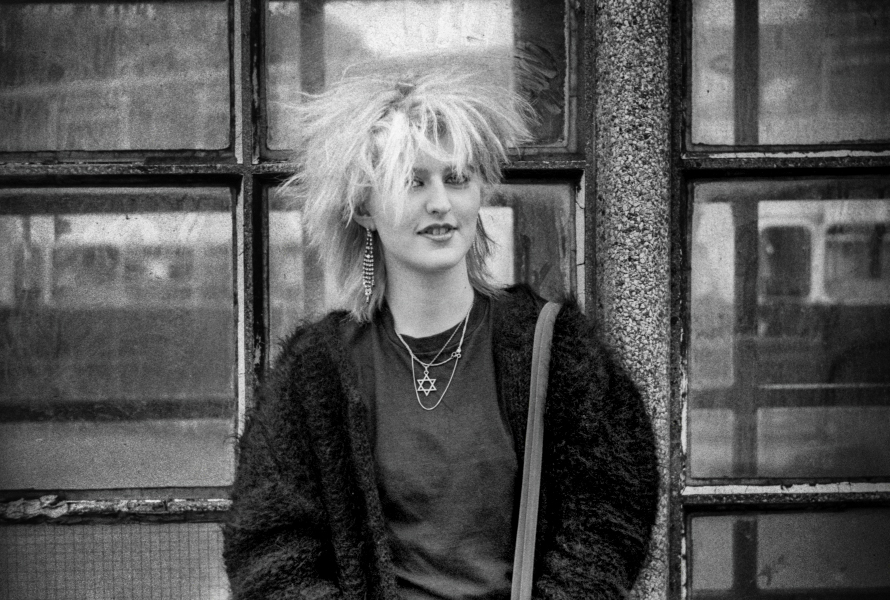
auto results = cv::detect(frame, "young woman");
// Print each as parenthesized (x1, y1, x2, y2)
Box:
(223, 72, 658, 600)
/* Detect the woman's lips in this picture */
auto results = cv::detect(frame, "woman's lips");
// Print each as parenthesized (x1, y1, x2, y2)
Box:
(418, 224, 457, 240)
(418, 224, 455, 234)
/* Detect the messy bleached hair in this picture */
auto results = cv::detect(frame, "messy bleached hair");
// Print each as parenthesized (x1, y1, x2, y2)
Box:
(281, 70, 534, 322)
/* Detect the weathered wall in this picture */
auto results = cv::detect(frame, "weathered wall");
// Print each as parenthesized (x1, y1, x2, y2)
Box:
(592, 0, 672, 598)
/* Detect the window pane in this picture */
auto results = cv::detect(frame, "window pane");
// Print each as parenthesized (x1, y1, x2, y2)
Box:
(0, 188, 235, 489)
(689, 179, 890, 479)
(268, 181, 576, 354)
(691, 510, 890, 597)
(0, 523, 228, 599)
(269, 189, 331, 345)
(692, 0, 890, 146)
(265, 0, 569, 150)
(0, 2, 230, 152)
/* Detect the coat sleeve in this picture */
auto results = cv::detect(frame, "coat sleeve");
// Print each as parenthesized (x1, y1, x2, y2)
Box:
(223, 333, 344, 600)
(534, 304, 659, 600)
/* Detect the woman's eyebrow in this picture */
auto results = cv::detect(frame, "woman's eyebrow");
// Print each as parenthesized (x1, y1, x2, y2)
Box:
(409, 165, 467, 178)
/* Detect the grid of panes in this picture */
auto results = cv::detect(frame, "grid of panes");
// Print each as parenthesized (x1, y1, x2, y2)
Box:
(0, 0, 581, 596)
(685, 1, 890, 598)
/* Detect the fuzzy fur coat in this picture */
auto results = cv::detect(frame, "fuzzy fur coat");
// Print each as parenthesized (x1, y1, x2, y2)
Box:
(223, 285, 658, 600)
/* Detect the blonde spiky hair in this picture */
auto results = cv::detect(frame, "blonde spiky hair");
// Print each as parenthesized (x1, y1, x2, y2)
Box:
(281, 69, 534, 322)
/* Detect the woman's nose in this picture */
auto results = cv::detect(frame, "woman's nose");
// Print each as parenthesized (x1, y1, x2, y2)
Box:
(424, 179, 452, 215)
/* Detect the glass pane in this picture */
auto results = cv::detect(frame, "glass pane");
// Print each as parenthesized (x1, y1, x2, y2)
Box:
(268, 181, 575, 355)
(689, 179, 890, 479)
(0, 2, 229, 152)
(266, 0, 569, 150)
(269, 189, 331, 345)
(692, 0, 890, 146)
(691, 510, 890, 597)
(0, 188, 235, 489)
(487, 183, 576, 299)
(0, 523, 229, 599)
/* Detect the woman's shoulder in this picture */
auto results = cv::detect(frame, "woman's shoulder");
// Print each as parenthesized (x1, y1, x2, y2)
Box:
(271, 309, 355, 372)
(253, 310, 361, 422)
(491, 283, 543, 320)
(493, 284, 585, 332)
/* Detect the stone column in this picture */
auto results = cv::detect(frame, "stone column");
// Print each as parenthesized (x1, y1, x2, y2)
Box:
(591, 0, 671, 598)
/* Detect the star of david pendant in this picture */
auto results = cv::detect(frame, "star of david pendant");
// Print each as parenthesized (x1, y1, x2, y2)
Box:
(416, 370, 437, 396)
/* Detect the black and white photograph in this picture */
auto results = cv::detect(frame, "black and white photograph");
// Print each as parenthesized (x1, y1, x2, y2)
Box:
(1, 0, 888, 598)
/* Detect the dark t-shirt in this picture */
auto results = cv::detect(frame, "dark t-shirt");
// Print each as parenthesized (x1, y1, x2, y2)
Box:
(347, 296, 517, 600)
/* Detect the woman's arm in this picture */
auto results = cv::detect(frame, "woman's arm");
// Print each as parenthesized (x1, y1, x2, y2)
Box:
(535, 304, 659, 599)
(223, 335, 344, 600)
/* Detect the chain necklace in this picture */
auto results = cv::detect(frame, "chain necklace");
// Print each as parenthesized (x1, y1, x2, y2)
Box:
(394, 297, 474, 411)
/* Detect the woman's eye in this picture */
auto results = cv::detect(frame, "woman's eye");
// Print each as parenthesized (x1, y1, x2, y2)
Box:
(409, 177, 423, 188)
(446, 173, 470, 185)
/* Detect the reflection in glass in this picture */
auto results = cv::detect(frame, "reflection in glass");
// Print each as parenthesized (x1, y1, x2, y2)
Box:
(691, 511, 890, 597)
(690, 516, 735, 591)
(269, 190, 331, 346)
(758, 406, 890, 478)
(758, 226, 810, 297)
(0, 188, 235, 489)
(688, 408, 735, 478)
(265, 0, 569, 149)
(690, 180, 890, 478)
(692, 0, 890, 146)
(825, 222, 890, 302)
(0, 523, 229, 599)
(0, 2, 229, 152)
(488, 183, 576, 300)
(268, 182, 575, 356)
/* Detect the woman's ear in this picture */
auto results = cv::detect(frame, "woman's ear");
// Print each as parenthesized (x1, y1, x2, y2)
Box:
(352, 199, 376, 230)
(353, 212, 375, 230)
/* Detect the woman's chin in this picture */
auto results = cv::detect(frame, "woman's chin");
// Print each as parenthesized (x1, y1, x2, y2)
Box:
(394, 254, 471, 280)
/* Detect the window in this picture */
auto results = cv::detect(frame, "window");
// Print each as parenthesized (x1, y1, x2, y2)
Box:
(0, 0, 584, 596)
(682, 1, 890, 599)
(0, 2, 230, 156)
(9, 0, 885, 596)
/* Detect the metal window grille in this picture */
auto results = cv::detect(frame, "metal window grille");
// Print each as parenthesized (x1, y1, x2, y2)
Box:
(0, 523, 229, 600)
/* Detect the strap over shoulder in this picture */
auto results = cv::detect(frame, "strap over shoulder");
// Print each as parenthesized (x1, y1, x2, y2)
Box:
(511, 301, 562, 600)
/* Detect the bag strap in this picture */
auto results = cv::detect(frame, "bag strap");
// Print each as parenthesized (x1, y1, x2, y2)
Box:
(511, 301, 562, 600)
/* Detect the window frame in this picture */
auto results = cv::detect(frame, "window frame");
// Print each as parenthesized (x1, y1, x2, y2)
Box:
(0, 0, 597, 588)
(671, 0, 890, 598)
(0, 0, 238, 163)
(684, 0, 890, 154)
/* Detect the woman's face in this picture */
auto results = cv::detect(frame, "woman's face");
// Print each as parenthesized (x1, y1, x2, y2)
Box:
(359, 149, 482, 283)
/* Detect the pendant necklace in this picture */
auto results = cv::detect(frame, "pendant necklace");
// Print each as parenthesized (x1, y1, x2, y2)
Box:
(395, 297, 473, 411)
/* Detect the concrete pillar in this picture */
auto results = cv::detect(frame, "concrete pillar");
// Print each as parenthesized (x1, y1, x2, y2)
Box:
(592, 0, 671, 598)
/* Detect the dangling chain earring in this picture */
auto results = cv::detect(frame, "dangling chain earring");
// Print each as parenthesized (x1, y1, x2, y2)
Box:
(362, 228, 375, 304)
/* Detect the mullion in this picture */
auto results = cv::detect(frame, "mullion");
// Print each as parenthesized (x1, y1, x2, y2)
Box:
(732, 0, 759, 146)
(731, 200, 760, 479)
(237, 0, 264, 423)
(299, 1, 326, 94)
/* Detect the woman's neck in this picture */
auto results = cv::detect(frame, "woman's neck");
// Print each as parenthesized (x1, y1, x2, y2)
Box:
(385, 266, 475, 338)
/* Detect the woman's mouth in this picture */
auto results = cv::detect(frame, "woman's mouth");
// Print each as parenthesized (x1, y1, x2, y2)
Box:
(418, 224, 456, 237)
